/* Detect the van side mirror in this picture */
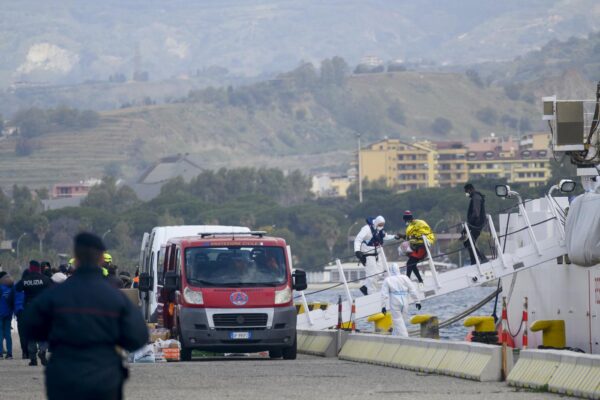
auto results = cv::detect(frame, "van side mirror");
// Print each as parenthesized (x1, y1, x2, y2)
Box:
(292, 269, 307, 291)
(138, 272, 153, 292)
(559, 179, 576, 193)
(495, 184, 510, 198)
(164, 271, 179, 292)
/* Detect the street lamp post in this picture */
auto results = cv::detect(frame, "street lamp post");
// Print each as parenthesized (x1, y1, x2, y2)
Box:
(16, 232, 27, 265)
(102, 229, 112, 241)
(357, 133, 363, 204)
(346, 220, 361, 252)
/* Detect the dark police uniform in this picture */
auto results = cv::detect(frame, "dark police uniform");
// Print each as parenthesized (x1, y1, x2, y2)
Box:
(16, 270, 53, 363)
(23, 264, 148, 400)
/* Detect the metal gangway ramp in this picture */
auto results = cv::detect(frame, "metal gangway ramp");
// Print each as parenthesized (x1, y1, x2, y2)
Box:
(297, 198, 568, 331)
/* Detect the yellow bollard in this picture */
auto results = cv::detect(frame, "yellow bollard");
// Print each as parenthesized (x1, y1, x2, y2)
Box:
(464, 316, 496, 332)
(410, 314, 439, 339)
(368, 312, 393, 333)
(530, 320, 566, 349)
(464, 315, 498, 345)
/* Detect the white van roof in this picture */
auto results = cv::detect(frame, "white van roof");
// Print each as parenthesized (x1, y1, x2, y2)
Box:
(149, 225, 250, 251)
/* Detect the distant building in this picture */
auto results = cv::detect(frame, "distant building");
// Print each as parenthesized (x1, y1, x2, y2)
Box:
(311, 174, 353, 198)
(42, 196, 84, 211)
(51, 179, 101, 199)
(360, 139, 467, 191)
(519, 132, 551, 151)
(358, 134, 552, 191)
(131, 154, 204, 200)
(354, 56, 385, 74)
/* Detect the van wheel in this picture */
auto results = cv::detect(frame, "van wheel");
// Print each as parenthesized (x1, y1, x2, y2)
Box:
(282, 335, 297, 360)
(176, 323, 192, 362)
(180, 347, 192, 362)
(269, 349, 282, 359)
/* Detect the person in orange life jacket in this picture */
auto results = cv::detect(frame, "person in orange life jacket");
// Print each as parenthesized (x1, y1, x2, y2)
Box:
(354, 216, 402, 295)
(463, 183, 489, 265)
(132, 267, 140, 289)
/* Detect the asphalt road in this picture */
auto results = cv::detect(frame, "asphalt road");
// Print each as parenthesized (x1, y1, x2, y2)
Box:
(1, 351, 558, 400)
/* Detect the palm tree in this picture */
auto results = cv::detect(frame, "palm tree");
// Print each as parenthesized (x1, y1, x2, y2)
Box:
(34, 216, 49, 254)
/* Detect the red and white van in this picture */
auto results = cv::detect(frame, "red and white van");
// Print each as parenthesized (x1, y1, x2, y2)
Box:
(151, 231, 307, 361)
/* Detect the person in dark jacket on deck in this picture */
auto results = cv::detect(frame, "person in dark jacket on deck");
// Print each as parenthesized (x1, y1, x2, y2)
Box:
(463, 183, 489, 265)
(23, 232, 148, 400)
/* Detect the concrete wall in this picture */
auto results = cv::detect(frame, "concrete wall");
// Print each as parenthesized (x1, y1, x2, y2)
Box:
(298, 330, 347, 358)
(336, 333, 511, 382)
(508, 349, 600, 398)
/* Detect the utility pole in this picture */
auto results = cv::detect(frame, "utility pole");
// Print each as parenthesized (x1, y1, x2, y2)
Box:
(357, 133, 363, 203)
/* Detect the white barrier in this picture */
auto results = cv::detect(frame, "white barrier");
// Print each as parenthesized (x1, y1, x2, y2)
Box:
(297, 330, 347, 358)
(338, 333, 509, 382)
(508, 349, 600, 398)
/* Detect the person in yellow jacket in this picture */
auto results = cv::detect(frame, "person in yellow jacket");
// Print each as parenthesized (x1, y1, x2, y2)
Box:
(68, 255, 110, 277)
(101, 253, 112, 277)
(397, 210, 435, 288)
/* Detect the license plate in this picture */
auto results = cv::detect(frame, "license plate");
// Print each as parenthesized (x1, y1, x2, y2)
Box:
(229, 332, 251, 340)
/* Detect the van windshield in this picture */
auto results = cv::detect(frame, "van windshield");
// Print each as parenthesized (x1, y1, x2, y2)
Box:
(185, 246, 287, 287)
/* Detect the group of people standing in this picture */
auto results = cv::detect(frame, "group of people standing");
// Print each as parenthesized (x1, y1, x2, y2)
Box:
(0, 261, 54, 363)
(354, 183, 488, 337)
(1, 233, 148, 400)
(0, 252, 139, 365)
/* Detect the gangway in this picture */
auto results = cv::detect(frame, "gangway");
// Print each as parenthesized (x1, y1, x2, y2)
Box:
(297, 201, 567, 331)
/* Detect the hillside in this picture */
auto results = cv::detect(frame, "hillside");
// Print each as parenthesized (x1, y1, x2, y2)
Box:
(0, 70, 540, 189)
(476, 31, 600, 84)
(1, 0, 599, 87)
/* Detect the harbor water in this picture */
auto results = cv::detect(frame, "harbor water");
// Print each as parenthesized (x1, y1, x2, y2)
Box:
(302, 285, 497, 340)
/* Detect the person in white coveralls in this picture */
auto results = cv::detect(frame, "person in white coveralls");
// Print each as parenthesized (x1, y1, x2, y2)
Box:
(381, 263, 422, 337)
(353, 216, 401, 295)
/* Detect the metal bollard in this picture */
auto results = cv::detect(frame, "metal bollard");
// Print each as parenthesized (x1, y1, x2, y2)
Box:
(410, 314, 440, 339)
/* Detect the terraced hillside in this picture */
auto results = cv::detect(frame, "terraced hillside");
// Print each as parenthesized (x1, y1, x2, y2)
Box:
(0, 71, 539, 189)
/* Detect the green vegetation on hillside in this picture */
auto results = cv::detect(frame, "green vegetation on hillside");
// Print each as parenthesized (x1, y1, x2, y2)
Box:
(0, 166, 569, 278)
(0, 58, 540, 189)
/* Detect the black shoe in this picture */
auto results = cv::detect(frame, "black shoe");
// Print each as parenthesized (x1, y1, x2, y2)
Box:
(29, 360, 38, 366)
(5, 355, 12, 360)
(359, 286, 368, 296)
(38, 351, 48, 366)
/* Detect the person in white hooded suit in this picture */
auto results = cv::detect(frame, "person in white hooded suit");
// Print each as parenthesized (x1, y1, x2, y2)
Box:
(381, 263, 421, 337)
(354, 216, 400, 295)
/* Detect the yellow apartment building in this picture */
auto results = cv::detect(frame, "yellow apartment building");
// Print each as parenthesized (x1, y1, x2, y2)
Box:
(359, 135, 551, 191)
(465, 149, 551, 187)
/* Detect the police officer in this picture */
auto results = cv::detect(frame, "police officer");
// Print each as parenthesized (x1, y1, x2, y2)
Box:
(23, 232, 148, 400)
(15, 260, 52, 366)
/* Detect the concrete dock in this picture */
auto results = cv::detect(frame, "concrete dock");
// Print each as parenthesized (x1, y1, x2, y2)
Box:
(0, 354, 557, 400)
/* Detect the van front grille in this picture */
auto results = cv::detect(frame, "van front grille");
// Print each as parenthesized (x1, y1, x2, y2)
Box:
(212, 313, 268, 328)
